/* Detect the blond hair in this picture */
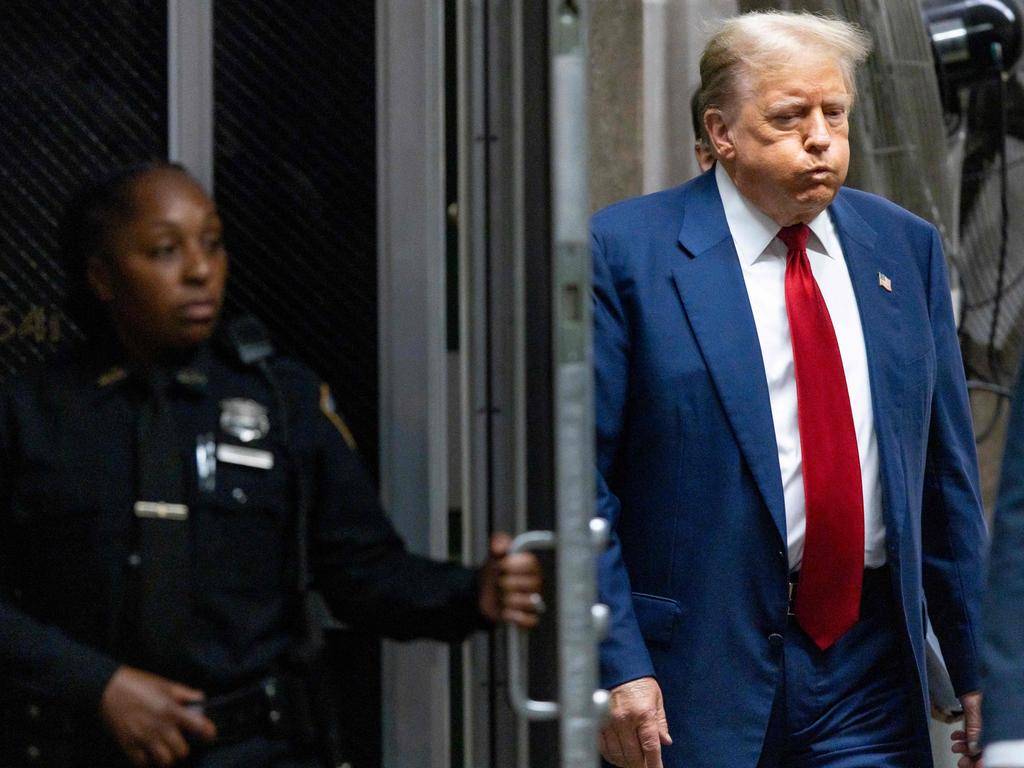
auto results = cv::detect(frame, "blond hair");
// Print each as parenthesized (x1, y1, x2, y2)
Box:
(697, 11, 872, 144)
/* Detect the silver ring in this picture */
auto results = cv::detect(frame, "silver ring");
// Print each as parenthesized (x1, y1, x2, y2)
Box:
(529, 593, 547, 614)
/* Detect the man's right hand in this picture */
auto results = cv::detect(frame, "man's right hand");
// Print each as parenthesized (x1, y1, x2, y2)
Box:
(599, 676, 672, 768)
(99, 666, 217, 767)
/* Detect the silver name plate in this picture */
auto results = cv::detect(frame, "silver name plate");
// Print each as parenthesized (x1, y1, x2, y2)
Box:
(216, 444, 274, 470)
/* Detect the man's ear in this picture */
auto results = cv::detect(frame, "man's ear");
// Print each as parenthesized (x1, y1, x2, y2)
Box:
(705, 109, 735, 162)
(86, 256, 114, 303)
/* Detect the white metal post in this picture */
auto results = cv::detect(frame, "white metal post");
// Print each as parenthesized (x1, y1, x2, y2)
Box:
(167, 0, 214, 191)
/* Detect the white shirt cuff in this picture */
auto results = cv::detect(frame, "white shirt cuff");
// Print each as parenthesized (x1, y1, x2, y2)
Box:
(985, 740, 1024, 766)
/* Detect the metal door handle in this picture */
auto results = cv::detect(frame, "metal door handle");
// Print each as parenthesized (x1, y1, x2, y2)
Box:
(590, 517, 609, 550)
(507, 529, 559, 720)
(589, 517, 611, 717)
(507, 522, 613, 721)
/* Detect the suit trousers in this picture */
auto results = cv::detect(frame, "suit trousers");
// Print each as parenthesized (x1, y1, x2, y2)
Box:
(757, 570, 923, 768)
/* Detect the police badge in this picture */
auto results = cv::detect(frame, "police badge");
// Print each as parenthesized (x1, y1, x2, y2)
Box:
(219, 398, 270, 443)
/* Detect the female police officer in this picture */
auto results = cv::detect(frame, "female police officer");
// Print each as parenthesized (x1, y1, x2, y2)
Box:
(0, 163, 542, 767)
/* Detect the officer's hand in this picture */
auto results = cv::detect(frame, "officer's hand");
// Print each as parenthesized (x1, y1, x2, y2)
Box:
(599, 676, 672, 768)
(478, 532, 544, 628)
(100, 666, 217, 767)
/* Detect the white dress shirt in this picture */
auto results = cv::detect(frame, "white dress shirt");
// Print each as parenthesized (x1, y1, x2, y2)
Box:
(716, 163, 886, 570)
(986, 740, 1024, 765)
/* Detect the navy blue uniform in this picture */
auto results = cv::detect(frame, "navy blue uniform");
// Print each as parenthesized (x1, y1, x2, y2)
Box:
(0, 332, 484, 765)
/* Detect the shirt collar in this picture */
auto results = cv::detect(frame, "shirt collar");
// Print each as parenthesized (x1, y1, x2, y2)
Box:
(715, 162, 840, 265)
(88, 338, 211, 397)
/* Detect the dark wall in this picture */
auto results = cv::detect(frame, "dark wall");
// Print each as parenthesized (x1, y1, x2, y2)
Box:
(214, 0, 379, 468)
(0, 0, 167, 376)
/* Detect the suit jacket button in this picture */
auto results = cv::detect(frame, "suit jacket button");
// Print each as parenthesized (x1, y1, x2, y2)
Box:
(768, 633, 784, 650)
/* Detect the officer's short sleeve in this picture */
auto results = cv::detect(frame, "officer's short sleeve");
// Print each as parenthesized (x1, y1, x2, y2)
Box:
(283, 366, 488, 641)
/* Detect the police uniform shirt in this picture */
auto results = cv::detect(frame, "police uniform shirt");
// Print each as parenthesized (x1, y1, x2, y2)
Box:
(0, 331, 486, 721)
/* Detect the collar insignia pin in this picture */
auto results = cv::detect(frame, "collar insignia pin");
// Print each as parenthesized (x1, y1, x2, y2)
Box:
(878, 272, 892, 292)
(175, 369, 208, 390)
(96, 367, 127, 387)
(220, 398, 270, 443)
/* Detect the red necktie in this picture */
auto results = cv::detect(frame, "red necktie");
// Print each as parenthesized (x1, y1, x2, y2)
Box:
(779, 223, 864, 650)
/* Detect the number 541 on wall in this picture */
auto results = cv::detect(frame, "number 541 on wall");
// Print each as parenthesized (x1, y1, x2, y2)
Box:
(0, 304, 62, 344)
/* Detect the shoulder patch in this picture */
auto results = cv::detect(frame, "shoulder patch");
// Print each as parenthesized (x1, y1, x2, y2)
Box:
(319, 383, 358, 451)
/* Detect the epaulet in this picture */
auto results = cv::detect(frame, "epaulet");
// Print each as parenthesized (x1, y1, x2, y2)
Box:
(318, 382, 358, 451)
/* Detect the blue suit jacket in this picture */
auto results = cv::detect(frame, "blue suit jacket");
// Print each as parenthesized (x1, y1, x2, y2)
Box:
(982, 351, 1024, 745)
(593, 170, 987, 768)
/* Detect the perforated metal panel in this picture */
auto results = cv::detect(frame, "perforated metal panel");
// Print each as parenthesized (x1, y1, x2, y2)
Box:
(0, 0, 167, 378)
(213, 0, 379, 465)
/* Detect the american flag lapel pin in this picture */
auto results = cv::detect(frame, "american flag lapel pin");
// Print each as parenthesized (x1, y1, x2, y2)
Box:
(878, 272, 892, 292)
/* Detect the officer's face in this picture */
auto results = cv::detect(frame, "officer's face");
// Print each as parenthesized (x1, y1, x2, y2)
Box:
(88, 169, 228, 356)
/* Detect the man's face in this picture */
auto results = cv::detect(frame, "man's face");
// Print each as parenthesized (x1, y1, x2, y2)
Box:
(709, 60, 851, 226)
(89, 169, 228, 355)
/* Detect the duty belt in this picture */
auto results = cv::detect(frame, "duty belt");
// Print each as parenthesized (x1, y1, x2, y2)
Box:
(1, 674, 319, 768)
(189, 674, 315, 748)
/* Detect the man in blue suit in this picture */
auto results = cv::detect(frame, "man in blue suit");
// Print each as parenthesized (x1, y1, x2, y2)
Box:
(593, 11, 987, 768)
(980, 350, 1024, 766)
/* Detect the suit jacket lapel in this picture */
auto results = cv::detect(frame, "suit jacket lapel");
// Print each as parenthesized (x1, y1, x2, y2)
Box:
(829, 193, 906, 542)
(671, 175, 788, 545)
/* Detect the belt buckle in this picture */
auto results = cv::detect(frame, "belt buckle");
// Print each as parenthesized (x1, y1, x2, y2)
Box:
(192, 680, 270, 746)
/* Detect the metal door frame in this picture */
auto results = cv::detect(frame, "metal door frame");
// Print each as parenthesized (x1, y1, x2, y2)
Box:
(376, 3, 454, 768)
(383, 2, 600, 766)
(458, 3, 603, 768)
(456, 0, 531, 765)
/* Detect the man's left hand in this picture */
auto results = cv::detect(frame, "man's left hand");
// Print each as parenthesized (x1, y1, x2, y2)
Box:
(479, 533, 544, 628)
(951, 690, 983, 768)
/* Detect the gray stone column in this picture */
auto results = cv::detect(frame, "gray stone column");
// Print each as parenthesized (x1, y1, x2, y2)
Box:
(588, 0, 645, 213)
(587, 0, 739, 213)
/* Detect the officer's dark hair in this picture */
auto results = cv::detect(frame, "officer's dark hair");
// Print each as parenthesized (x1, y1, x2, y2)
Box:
(59, 161, 195, 338)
